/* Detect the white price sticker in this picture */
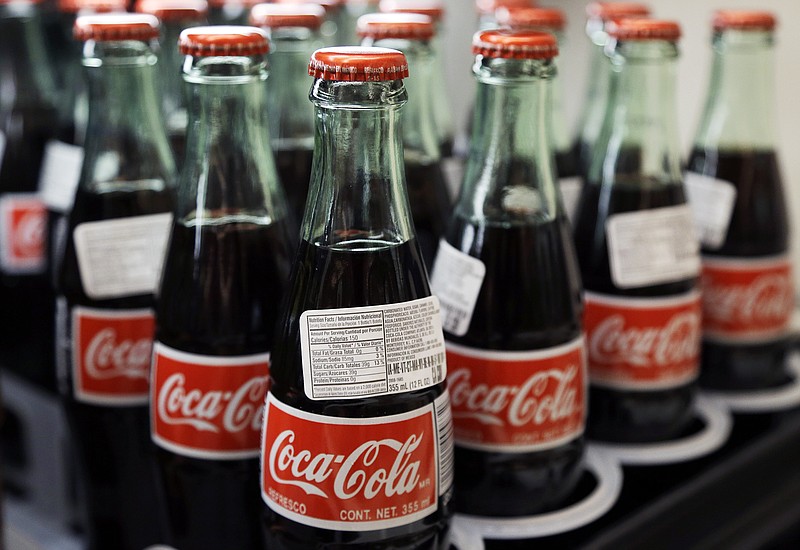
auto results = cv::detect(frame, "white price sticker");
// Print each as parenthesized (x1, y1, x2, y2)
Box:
(429, 239, 486, 337)
(559, 176, 583, 224)
(683, 171, 737, 249)
(299, 296, 447, 400)
(73, 213, 172, 300)
(39, 140, 84, 212)
(606, 204, 700, 289)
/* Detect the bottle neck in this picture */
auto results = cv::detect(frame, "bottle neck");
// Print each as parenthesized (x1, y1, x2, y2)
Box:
(549, 30, 570, 154)
(459, 56, 559, 225)
(576, 38, 611, 147)
(81, 40, 176, 192)
(0, 4, 57, 116)
(160, 20, 190, 135)
(303, 78, 414, 247)
(266, 27, 323, 151)
(179, 52, 287, 224)
(589, 40, 682, 186)
(365, 37, 441, 164)
(694, 29, 776, 150)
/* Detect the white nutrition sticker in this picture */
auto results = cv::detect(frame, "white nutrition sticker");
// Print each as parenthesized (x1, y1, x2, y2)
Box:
(299, 296, 447, 400)
(606, 204, 700, 289)
(683, 171, 737, 250)
(559, 176, 583, 224)
(73, 213, 173, 300)
(39, 141, 84, 212)
(429, 239, 486, 337)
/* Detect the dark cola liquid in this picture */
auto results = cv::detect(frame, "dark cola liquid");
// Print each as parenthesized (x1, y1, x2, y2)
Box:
(687, 148, 791, 390)
(444, 215, 585, 517)
(58, 182, 173, 550)
(405, 161, 451, 271)
(265, 237, 452, 549)
(275, 148, 313, 223)
(573, 138, 593, 182)
(0, 105, 58, 391)
(573, 180, 697, 443)
(155, 217, 293, 550)
(556, 147, 579, 181)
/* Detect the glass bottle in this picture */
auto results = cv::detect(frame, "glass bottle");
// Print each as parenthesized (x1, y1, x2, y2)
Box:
(273, 0, 345, 46)
(358, 12, 450, 270)
(572, 19, 701, 443)
(474, 0, 532, 31)
(338, 0, 377, 45)
(0, 0, 61, 391)
(208, 0, 257, 25)
(135, 0, 208, 167)
(430, 29, 586, 518)
(573, 2, 650, 180)
(261, 46, 453, 549)
(497, 5, 582, 220)
(250, 2, 325, 223)
(379, 0, 455, 158)
(151, 26, 295, 550)
(686, 11, 793, 391)
(55, 13, 175, 549)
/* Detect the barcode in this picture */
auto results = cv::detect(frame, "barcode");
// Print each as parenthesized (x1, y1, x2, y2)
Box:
(387, 352, 445, 376)
(439, 301, 467, 333)
(434, 392, 454, 495)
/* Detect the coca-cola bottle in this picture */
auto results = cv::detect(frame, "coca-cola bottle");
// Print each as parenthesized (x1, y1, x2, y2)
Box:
(273, 0, 346, 46)
(250, 2, 325, 223)
(430, 29, 586, 518)
(135, 0, 208, 166)
(55, 13, 175, 549)
(0, 0, 61, 391)
(338, 0, 377, 45)
(686, 11, 794, 391)
(496, 6, 582, 220)
(208, 0, 257, 25)
(573, 2, 650, 181)
(378, 0, 454, 158)
(358, 13, 450, 270)
(261, 46, 453, 548)
(151, 26, 295, 550)
(572, 19, 701, 443)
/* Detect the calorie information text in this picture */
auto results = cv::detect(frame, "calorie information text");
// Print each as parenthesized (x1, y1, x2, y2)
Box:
(299, 296, 447, 400)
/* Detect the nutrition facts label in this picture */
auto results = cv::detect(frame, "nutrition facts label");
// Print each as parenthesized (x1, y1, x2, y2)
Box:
(299, 296, 447, 400)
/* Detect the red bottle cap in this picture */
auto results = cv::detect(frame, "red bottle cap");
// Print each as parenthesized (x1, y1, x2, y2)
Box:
(58, 0, 126, 14)
(74, 13, 161, 41)
(273, 0, 343, 13)
(586, 2, 650, 22)
(472, 29, 558, 59)
(379, 0, 444, 23)
(179, 25, 270, 56)
(496, 7, 565, 31)
(475, 0, 533, 16)
(608, 18, 681, 41)
(309, 46, 409, 81)
(207, 0, 261, 8)
(135, 0, 207, 21)
(249, 3, 326, 29)
(357, 13, 435, 40)
(713, 10, 777, 32)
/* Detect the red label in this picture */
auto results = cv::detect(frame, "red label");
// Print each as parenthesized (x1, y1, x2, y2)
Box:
(447, 336, 586, 452)
(151, 343, 270, 460)
(72, 307, 154, 405)
(584, 291, 701, 389)
(702, 256, 794, 343)
(0, 194, 46, 273)
(261, 393, 444, 532)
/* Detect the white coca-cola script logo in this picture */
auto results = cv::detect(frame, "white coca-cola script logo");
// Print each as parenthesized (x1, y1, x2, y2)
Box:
(14, 209, 45, 255)
(157, 374, 268, 433)
(84, 328, 151, 380)
(448, 366, 580, 427)
(703, 273, 793, 324)
(269, 431, 422, 500)
(590, 312, 700, 366)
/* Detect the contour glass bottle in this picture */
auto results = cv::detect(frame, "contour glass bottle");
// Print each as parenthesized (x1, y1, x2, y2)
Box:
(261, 46, 453, 549)
(572, 19, 701, 443)
(686, 11, 793, 391)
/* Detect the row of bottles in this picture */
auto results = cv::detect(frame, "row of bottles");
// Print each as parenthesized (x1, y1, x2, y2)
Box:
(0, 1, 793, 549)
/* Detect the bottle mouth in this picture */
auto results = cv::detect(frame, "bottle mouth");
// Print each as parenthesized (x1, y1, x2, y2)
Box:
(308, 46, 409, 82)
(712, 10, 777, 32)
(357, 13, 436, 41)
(249, 3, 326, 30)
(472, 29, 559, 60)
(135, 0, 207, 23)
(74, 13, 160, 42)
(179, 26, 270, 57)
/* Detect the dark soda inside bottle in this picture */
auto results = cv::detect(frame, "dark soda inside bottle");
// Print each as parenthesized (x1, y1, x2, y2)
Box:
(574, 177, 697, 442)
(688, 148, 791, 390)
(155, 218, 293, 549)
(406, 161, 450, 271)
(275, 148, 314, 223)
(445, 215, 584, 516)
